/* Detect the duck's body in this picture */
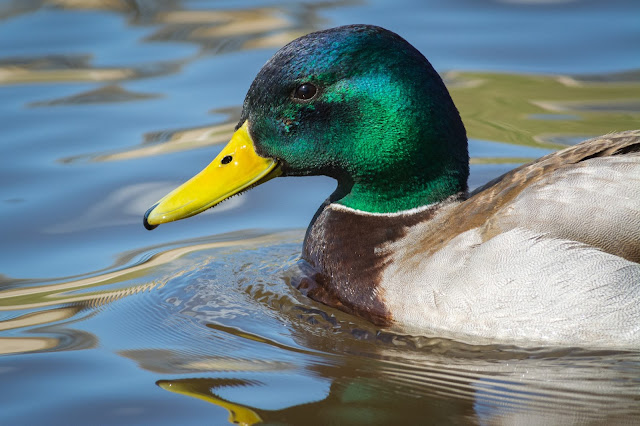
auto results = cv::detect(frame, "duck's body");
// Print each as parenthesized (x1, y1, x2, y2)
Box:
(144, 25, 640, 347)
(303, 130, 640, 346)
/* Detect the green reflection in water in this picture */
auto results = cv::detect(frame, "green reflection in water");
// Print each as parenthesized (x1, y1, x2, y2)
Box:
(448, 71, 640, 148)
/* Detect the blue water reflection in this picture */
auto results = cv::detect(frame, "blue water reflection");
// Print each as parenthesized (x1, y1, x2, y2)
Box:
(1, 0, 639, 424)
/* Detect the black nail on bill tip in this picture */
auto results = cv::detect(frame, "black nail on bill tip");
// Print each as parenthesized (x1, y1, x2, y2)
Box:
(143, 203, 159, 230)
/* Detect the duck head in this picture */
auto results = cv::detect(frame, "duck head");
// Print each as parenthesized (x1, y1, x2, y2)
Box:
(144, 24, 468, 229)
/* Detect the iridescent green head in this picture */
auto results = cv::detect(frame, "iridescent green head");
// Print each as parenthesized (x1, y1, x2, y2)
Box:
(144, 25, 468, 229)
(243, 24, 468, 213)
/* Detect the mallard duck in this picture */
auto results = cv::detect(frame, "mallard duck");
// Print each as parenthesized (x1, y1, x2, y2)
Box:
(144, 25, 640, 347)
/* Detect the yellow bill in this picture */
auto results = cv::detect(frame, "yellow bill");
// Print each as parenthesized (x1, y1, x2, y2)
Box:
(144, 122, 280, 230)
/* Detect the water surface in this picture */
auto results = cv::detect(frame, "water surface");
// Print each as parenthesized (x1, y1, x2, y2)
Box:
(1, 0, 639, 424)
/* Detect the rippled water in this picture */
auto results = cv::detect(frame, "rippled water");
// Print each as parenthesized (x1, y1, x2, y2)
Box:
(1, 1, 639, 424)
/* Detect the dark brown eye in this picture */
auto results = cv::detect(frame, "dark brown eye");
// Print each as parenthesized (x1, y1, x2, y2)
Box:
(293, 83, 317, 100)
(221, 155, 233, 164)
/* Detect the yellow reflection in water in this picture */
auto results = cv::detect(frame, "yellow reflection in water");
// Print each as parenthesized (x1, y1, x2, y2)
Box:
(47, 0, 134, 12)
(28, 85, 159, 107)
(0, 337, 59, 355)
(0, 66, 135, 85)
(160, 8, 291, 38)
(96, 122, 237, 162)
(0, 233, 292, 311)
(0, 306, 80, 331)
(0, 306, 82, 355)
(1, 1, 354, 89)
(157, 379, 263, 425)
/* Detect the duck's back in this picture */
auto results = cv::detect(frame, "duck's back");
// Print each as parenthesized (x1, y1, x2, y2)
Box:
(381, 130, 640, 347)
(408, 129, 640, 262)
(475, 130, 640, 262)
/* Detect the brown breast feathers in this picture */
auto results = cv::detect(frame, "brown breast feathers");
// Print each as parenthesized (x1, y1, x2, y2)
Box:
(298, 203, 441, 326)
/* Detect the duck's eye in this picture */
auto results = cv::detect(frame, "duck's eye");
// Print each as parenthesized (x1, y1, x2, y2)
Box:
(293, 83, 317, 100)
(221, 155, 233, 165)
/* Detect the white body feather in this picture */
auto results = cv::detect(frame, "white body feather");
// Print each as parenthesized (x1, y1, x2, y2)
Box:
(380, 155, 640, 348)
